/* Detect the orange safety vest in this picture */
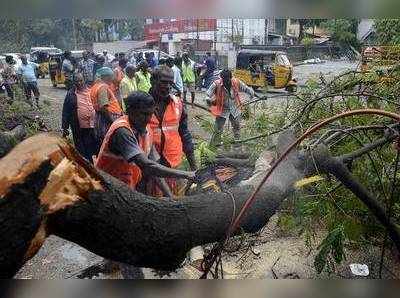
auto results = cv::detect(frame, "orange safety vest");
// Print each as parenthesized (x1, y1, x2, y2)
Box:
(149, 96, 183, 168)
(95, 115, 152, 189)
(210, 78, 242, 117)
(90, 81, 122, 114)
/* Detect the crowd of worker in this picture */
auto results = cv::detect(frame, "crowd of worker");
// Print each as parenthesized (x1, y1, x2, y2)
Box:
(1, 48, 255, 275)
(61, 50, 217, 194)
(1, 49, 255, 194)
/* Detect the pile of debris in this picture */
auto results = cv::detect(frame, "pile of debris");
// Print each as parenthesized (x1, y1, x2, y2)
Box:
(0, 97, 48, 157)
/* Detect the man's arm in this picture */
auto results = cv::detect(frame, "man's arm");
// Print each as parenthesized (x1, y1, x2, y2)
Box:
(178, 106, 197, 171)
(133, 154, 195, 180)
(97, 86, 115, 122)
(175, 68, 183, 93)
(110, 128, 196, 180)
(205, 82, 217, 106)
(238, 80, 255, 97)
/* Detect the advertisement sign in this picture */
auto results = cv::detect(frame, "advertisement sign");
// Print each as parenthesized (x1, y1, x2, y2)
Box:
(145, 19, 217, 40)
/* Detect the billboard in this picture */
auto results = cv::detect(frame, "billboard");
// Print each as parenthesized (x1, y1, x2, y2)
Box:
(145, 19, 217, 40)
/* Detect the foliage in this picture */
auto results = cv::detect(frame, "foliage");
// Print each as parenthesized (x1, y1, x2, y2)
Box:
(195, 141, 217, 167)
(0, 18, 145, 52)
(301, 37, 314, 47)
(374, 19, 400, 45)
(314, 225, 346, 274)
(0, 87, 49, 136)
(302, 37, 315, 58)
(321, 19, 360, 48)
(292, 19, 327, 41)
(193, 57, 400, 275)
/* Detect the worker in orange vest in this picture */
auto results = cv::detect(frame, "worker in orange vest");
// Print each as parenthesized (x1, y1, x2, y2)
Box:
(206, 69, 255, 148)
(90, 67, 123, 144)
(96, 91, 197, 193)
(148, 65, 197, 195)
(95, 91, 199, 278)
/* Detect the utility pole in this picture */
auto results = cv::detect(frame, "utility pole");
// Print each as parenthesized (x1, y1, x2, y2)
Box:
(196, 18, 199, 51)
(72, 17, 78, 50)
(241, 19, 244, 45)
(265, 18, 269, 45)
(231, 18, 234, 49)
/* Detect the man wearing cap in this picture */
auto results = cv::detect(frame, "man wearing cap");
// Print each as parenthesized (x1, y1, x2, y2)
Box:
(148, 65, 197, 196)
(95, 91, 198, 278)
(90, 67, 123, 144)
(96, 91, 197, 192)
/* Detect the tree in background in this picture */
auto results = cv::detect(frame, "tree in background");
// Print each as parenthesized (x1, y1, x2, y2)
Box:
(322, 19, 360, 48)
(116, 19, 145, 40)
(0, 18, 145, 53)
(293, 19, 326, 43)
(374, 19, 400, 45)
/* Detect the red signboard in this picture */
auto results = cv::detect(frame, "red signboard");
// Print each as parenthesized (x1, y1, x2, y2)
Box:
(145, 19, 217, 40)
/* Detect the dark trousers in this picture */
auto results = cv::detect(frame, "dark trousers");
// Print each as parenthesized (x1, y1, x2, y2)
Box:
(4, 84, 14, 100)
(23, 81, 40, 103)
(210, 115, 241, 147)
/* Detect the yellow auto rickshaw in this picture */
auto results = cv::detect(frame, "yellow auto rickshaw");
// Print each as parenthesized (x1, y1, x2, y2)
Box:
(233, 49, 297, 92)
(49, 53, 66, 87)
(30, 50, 50, 78)
(30, 47, 62, 78)
(49, 50, 84, 88)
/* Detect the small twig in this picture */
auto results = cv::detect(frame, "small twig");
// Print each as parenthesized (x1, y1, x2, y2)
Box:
(271, 256, 281, 279)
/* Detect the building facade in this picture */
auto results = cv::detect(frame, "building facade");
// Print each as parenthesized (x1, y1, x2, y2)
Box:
(144, 18, 295, 56)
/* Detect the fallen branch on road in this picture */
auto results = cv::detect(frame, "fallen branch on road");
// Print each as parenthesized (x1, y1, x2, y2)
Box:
(0, 125, 26, 158)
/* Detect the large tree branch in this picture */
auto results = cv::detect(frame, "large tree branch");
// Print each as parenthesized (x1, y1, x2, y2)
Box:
(0, 132, 305, 278)
(339, 133, 398, 164)
(2, 128, 400, 279)
(313, 145, 400, 252)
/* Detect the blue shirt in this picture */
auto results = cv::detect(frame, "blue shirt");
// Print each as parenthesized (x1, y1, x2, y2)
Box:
(172, 65, 183, 93)
(204, 57, 216, 75)
(146, 57, 158, 69)
(17, 62, 38, 83)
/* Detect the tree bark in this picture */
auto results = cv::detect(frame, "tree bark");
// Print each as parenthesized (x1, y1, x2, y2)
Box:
(0, 132, 305, 278)
(2, 131, 398, 279)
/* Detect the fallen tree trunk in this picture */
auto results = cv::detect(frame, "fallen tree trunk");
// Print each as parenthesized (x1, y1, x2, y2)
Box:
(2, 129, 399, 279)
(0, 125, 26, 158)
(0, 132, 305, 278)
